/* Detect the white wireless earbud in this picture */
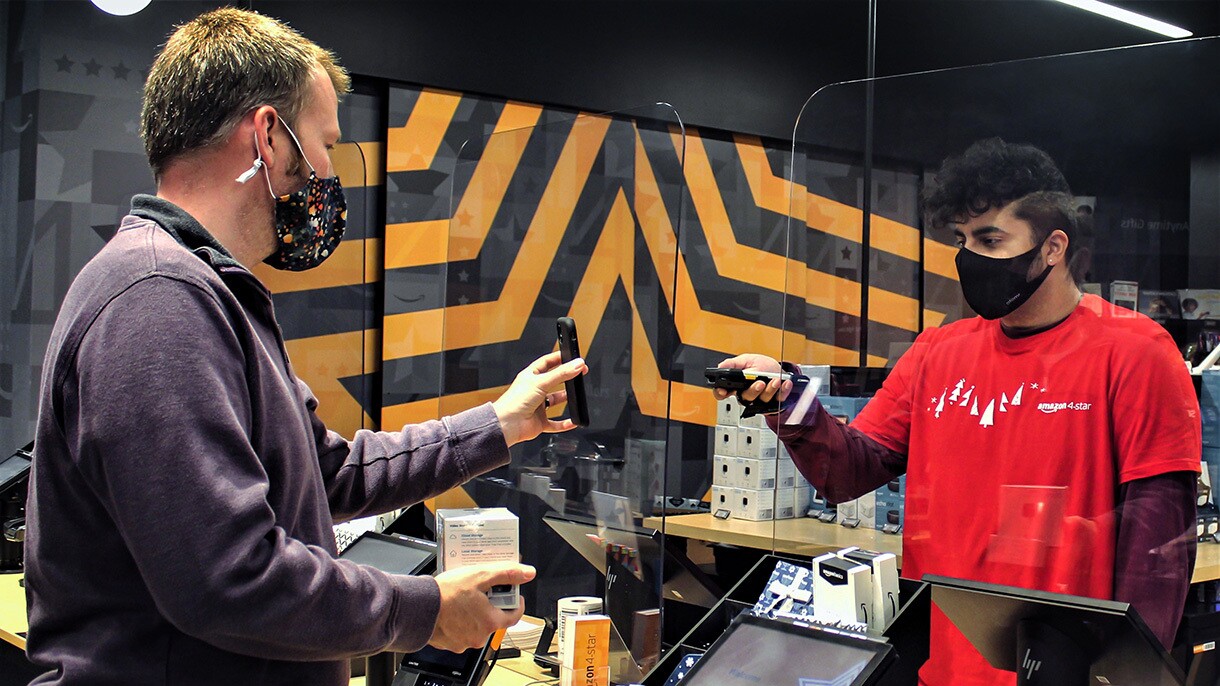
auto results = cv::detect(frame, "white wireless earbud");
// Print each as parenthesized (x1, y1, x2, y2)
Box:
(236, 159, 263, 184)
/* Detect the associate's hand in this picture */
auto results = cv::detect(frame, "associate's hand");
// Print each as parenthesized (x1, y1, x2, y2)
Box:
(713, 354, 792, 404)
(429, 562, 535, 653)
(492, 351, 588, 446)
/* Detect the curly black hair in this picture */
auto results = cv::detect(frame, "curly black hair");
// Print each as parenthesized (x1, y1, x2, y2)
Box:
(922, 138, 1071, 230)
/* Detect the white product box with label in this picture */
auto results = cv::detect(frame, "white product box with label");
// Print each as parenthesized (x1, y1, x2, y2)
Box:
(839, 547, 900, 631)
(737, 411, 767, 430)
(714, 426, 739, 458)
(736, 427, 778, 459)
(812, 552, 873, 627)
(733, 456, 778, 490)
(777, 456, 796, 489)
(712, 455, 734, 487)
(775, 486, 812, 520)
(436, 507, 520, 609)
(711, 485, 774, 521)
(855, 491, 876, 529)
(716, 397, 742, 426)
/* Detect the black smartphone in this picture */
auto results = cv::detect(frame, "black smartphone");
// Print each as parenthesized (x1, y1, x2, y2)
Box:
(556, 317, 590, 427)
(703, 367, 791, 391)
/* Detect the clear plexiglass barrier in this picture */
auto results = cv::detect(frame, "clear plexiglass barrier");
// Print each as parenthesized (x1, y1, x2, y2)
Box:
(767, 38, 1220, 686)
(445, 104, 701, 683)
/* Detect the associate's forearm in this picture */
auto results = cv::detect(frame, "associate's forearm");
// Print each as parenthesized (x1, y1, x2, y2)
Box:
(767, 397, 906, 504)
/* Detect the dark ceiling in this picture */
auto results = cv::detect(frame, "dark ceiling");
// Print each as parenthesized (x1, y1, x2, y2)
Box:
(262, 0, 1220, 145)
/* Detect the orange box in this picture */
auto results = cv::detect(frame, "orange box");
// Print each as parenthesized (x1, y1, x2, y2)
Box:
(559, 614, 610, 686)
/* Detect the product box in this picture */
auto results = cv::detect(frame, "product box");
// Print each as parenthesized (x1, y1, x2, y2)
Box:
(854, 492, 876, 529)
(819, 396, 871, 423)
(753, 560, 815, 620)
(873, 476, 906, 533)
(716, 396, 742, 427)
(623, 437, 666, 514)
(1203, 371, 1220, 448)
(1205, 449, 1220, 498)
(733, 456, 778, 491)
(775, 486, 812, 520)
(436, 507, 520, 609)
(737, 427, 779, 459)
(712, 455, 734, 487)
(712, 485, 774, 521)
(874, 500, 904, 533)
(777, 456, 796, 489)
(812, 552, 873, 627)
(736, 411, 766, 430)
(1199, 515, 1213, 543)
(839, 547, 900, 631)
(806, 485, 826, 514)
(714, 426, 739, 458)
(798, 365, 832, 396)
(836, 497, 857, 526)
(559, 613, 611, 686)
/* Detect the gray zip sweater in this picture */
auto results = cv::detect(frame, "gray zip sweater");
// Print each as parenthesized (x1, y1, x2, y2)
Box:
(25, 195, 510, 685)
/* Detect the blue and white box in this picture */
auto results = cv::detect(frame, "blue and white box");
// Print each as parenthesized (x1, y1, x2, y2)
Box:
(753, 560, 815, 620)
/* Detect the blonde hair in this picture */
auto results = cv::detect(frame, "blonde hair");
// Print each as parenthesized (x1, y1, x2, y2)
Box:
(140, 8, 350, 180)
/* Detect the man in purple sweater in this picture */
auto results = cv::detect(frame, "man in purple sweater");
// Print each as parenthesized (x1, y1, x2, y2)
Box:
(24, 8, 586, 685)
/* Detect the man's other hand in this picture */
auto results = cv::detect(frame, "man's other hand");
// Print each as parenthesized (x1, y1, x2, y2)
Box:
(429, 562, 536, 653)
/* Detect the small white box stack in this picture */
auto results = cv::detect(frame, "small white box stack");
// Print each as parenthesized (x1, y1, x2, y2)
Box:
(711, 390, 804, 521)
(811, 552, 872, 627)
(838, 547, 900, 631)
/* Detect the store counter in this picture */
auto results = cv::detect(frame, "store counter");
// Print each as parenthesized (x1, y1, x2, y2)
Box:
(647, 513, 1220, 583)
(0, 574, 550, 686)
(0, 573, 25, 651)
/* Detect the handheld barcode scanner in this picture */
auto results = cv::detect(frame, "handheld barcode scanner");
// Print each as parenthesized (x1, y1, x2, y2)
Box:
(704, 367, 792, 391)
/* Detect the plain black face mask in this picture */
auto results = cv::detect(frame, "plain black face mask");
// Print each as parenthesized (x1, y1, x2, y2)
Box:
(955, 237, 1054, 320)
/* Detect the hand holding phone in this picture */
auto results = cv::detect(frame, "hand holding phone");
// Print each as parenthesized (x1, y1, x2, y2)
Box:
(556, 317, 590, 426)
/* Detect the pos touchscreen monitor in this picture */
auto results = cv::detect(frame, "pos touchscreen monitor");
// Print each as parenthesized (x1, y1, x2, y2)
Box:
(926, 574, 1185, 686)
(680, 612, 894, 686)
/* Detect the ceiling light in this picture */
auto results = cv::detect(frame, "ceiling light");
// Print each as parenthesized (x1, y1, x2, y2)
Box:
(90, 0, 152, 16)
(1049, 0, 1192, 39)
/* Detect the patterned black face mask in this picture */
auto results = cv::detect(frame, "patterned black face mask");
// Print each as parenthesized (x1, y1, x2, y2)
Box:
(238, 119, 347, 271)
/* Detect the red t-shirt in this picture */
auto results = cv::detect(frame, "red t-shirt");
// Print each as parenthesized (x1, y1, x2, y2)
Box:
(852, 295, 1201, 686)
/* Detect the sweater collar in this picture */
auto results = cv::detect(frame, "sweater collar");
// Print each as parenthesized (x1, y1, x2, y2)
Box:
(128, 194, 242, 270)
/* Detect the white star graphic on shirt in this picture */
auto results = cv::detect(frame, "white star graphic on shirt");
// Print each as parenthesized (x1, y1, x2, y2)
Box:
(1030, 383, 1039, 389)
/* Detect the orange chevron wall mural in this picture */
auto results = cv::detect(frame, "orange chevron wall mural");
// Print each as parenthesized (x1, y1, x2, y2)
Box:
(257, 83, 963, 500)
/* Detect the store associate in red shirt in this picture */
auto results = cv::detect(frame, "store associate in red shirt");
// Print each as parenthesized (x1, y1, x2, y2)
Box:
(716, 139, 1200, 686)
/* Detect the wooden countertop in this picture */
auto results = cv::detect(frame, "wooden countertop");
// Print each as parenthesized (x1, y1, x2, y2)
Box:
(644, 513, 902, 563)
(646, 513, 1220, 583)
(0, 572, 26, 650)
